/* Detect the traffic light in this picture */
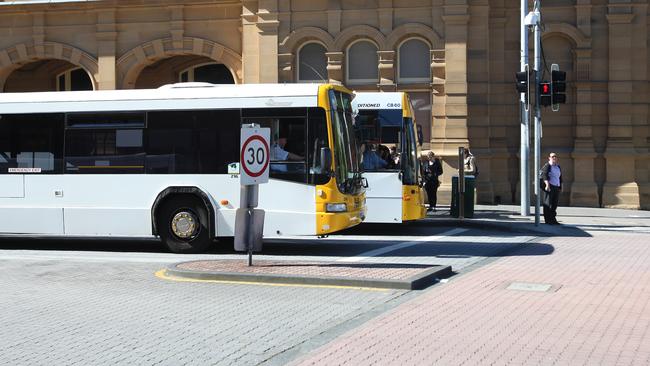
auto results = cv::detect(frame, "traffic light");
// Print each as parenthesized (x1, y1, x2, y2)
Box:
(551, 69, 566, 105)
(515, 71, 528, 93)
(539, 82, 551, 106)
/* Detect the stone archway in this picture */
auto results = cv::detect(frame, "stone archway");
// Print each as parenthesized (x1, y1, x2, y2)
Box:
(333, 25, 386, 51)
(279, 27, 336, 55)
(386, 23, 444, 51)
(117, 37, 242, 89)
(0, 42, 97, 91)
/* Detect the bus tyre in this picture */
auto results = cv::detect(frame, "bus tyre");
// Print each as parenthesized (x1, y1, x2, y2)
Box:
(157, 196, 212, 254)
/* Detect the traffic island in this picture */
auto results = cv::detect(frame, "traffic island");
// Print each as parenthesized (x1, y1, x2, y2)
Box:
(162, 260, 452, 290)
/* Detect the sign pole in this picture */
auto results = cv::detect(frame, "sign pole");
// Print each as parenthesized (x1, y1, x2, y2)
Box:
(458, 147, 465, 220)
(520, 0, 530, 216)
(533, 1, 542, 226)
(235, 124, 270, 266)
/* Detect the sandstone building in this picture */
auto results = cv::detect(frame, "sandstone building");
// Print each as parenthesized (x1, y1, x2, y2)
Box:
(0, 0, 648, 209)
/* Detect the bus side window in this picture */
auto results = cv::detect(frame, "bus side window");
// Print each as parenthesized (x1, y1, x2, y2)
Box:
(147, 109, 240, 174)
(243, 112, 308, 183)
(65, 112, 145, 174)
(0, 113, 64, 174)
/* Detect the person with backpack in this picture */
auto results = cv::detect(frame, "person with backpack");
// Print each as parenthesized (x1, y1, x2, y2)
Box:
(539, 152, 562, 225)
(422, 151, 443, 212)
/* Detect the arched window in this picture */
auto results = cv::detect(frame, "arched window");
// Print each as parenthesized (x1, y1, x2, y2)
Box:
(179, 63, 235, 84)
(398, 38, 430, 83)
(297, 42, 328, 82)
(56, 68, 93, 91)
(346, 40, 378, 85)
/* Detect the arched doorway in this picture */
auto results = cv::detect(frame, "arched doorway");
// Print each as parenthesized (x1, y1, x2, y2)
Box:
(134, 56, 235, 89)
(3, 60, 93, 92)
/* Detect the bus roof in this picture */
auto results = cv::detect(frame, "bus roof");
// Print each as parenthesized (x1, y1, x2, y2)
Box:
(0, 83, 334, 114)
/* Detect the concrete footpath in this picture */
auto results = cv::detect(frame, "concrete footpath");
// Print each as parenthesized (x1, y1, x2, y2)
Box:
(289, 205, 650, 365)
(431, 204, 650, 235)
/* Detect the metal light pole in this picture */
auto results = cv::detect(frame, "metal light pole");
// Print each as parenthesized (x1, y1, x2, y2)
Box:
(520, 0, 530, 216)
(532, 1, 542, 226)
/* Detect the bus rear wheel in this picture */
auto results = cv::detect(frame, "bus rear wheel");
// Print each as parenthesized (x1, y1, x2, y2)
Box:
(157, 195, 212, 254)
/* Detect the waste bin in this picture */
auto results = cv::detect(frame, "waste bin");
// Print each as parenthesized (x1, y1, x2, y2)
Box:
(450, 175, 475, 218)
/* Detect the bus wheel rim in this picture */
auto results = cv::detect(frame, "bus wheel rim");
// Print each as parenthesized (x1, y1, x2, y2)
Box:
(171, 211, 198, 239)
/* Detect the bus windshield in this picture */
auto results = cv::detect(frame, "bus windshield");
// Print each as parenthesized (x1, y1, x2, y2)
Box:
(329, 90, 362, 195)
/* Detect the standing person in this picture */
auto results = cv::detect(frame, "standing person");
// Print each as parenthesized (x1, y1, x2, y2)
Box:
(540, 152, 562, 225)
(422, 151, 443, 212)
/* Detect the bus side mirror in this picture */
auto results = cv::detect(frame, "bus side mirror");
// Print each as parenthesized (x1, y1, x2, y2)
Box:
(320, 147, 332, 174)
(416, 125, 423, 147)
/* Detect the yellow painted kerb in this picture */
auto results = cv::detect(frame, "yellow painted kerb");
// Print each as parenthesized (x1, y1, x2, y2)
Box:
(155, 269, 387, 291)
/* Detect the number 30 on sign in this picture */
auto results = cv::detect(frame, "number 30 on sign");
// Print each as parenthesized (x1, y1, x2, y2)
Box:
(240, 126, 270, 185)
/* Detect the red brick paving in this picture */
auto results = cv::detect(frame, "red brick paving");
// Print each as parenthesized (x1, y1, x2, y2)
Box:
(176, 260, 436, 281)
(292, 233, 650, 365)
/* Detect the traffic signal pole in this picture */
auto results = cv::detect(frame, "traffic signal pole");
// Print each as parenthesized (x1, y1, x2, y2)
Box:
(533, 0, 542, 226)
(520, 0, 530, 216)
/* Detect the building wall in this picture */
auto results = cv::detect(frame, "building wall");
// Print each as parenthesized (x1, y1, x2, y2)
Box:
(0, 0, 648, 209)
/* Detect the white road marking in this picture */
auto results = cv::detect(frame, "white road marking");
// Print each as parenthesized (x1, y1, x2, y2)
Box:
(337, 228, 469, 263)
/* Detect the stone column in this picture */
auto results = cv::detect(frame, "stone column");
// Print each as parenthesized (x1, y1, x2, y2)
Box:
(242, 1, 260, 83)
(278, 53, 294, 83)
(32, 12, 45, 58)
(325, 51, 343, 84)
(570, 48, 599, 207)
(632, 5, 649, 209)
(436, 4, 469, 157)
(487, 15, 512, 204)
(377, 0, 393, 35)
(377, 50, 395, 91)
(433, 2, 469, 205)
(569, 1, 598, 207)
(431, 48, 446, 148)
(257, 0, 279, 83)
(96, 9, 116, 90)
(602, 6, 639, 208)
(327, 1, 342, 36)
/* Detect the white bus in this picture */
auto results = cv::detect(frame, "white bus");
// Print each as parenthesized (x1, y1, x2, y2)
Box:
(0, 83, 366, 253)
(353, 92, 425, 223)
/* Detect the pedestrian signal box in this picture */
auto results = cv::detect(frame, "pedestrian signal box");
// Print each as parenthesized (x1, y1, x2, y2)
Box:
(551, 69, 566, 105)
(539, 82, 552, 106)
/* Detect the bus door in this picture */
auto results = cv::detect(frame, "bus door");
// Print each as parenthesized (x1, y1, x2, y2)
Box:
(356, 108, 404, 223)
(0, 113, 65, 234)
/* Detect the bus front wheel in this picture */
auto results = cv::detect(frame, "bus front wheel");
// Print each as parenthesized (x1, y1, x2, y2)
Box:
(157, 195, 212, 254)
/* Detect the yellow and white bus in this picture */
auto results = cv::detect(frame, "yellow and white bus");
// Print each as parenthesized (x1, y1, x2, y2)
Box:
(0, 83, 365, 253)
(353, 92, 425, 223)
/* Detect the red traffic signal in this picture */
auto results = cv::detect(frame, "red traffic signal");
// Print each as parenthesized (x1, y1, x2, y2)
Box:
(539, 82, 552, 106)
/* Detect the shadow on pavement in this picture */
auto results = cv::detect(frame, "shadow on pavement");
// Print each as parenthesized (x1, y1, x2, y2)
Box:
(0, 236, 169, 253)
(261, 239, 555, 259)
(345, 218, 593, 238)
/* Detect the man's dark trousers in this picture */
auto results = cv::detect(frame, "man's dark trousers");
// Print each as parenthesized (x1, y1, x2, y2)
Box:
(543, 185, 560, 224)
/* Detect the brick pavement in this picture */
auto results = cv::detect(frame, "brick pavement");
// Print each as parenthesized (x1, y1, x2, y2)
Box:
(176, 260, 434, 280)
(291, 230, 650, 366)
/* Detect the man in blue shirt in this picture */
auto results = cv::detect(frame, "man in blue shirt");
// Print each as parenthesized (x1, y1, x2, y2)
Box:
(540, 152, 562, 225)
(361, 142, 387, 171)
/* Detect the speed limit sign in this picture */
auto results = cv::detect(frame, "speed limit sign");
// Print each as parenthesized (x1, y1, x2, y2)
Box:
(240, 125, 270, 185)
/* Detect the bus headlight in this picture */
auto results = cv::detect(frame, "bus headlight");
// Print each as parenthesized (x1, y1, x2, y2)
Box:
(326, 203, 347, 212)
